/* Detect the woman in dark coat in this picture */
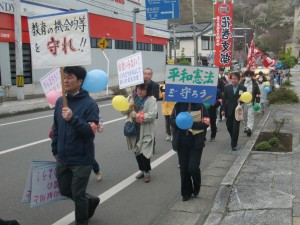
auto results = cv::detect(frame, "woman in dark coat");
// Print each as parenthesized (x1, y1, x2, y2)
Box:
(170, 102, 210, 201)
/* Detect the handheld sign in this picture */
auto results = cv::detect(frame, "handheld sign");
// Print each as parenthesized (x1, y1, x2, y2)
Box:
(117, 52, 144, 89)
(22, 161, 65, 207)
(165, 65, 218, 104)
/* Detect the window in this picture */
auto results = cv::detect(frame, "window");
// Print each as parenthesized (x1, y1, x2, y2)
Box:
(202, 39, 209, 50)
(152, 44, 164, 52)
(137, 42, 151, 51)
(115, 40, 133, 50)
(9, 43, 32, 85)
(90, 38, 112, 49)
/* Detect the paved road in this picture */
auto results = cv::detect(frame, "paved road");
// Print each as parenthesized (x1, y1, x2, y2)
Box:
(0, 100, 250, 225)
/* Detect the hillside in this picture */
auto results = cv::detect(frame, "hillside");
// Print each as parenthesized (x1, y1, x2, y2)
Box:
(170, 0, 294, 29)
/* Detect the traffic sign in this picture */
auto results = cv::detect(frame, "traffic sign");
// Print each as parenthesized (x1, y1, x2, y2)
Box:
(146, 0, 179, 20)
(97, 38, 108, 50)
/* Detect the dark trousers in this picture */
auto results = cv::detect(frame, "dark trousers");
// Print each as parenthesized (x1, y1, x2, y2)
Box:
(56, 162, 94, 225)
(226, 114, 241, 148)
(136, 154, 151, 172)
(177, 137, 203, 197)
(164, 115, 171, 136)
(210, 115, 217, 138)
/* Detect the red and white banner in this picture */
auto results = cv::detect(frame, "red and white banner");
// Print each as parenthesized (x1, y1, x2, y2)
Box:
(247, 37, 255, 70)
(253, 48, 263, 58)
(214, 2, 233, 67)
(261, 55, 276, 68)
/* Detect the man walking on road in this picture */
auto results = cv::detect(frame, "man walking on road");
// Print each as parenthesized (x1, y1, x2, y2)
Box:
(221, 72, 247, 151)
(51, 66, 100, 225)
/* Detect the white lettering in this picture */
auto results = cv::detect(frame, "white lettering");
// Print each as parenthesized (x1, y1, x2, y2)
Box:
(0, 33, 10, 38)
(0, 1, 14, 13)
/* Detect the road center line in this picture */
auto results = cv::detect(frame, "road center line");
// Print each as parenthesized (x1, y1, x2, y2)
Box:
(0, 117, 126, 155)
(52, 150, 176, 225)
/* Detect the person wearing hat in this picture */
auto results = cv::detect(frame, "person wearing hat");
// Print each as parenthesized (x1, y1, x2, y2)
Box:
(240, 70, 261, 136)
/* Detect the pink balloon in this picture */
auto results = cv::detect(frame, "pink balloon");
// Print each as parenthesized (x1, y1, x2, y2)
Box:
(46, 90, 61, 105)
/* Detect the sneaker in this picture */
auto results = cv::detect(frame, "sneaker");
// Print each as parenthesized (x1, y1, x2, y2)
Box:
(88, 197, 100, 219)
(210, 137, 215, 142)
(182, 196, 190, 201)
(143, 175, 150, 183)
(247, 128, 252, 137)
(232, 146, 237, 151)
(165, 135, 171, 141)
(135, 172, 144, 179)
(95, 172, 102, 181)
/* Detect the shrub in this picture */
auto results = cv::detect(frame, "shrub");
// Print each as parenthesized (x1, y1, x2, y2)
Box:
(255, 141, 272, 151)
(268, 87, 299, 104)
(268, 137, 280, 146)
(111, 87, 128, 96)
(281, 80, 292, 86)
(285, 73, 292, 78)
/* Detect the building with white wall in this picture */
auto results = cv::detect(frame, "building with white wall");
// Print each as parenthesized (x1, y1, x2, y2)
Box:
(0, 0, 169, 97)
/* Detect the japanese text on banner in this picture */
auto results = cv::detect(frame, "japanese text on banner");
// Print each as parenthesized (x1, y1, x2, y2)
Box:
(28, 9, 91, 69)
(214, 2, 233, 67)
(117, 52, 144, 89)
(165, 65, 218, 104)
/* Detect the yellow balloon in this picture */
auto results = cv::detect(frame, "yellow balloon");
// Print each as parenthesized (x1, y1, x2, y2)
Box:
(264, 81, 270, 86)
(112, 95, 130, 111)
(240, 92, 252, 103)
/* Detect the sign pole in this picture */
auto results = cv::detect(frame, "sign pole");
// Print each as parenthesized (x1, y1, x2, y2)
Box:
(60, 67, 67, 107)
(102, 51, 110, 95)
(14, 0, 24, 100)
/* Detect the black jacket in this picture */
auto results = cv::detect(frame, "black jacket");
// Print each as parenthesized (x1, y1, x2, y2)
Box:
(170, 102, 209, 151)
(51, 89, 99, 165)
(150, 80, 160, 101)
(221, 84, 247, 118)
(208, 88, 222, 117)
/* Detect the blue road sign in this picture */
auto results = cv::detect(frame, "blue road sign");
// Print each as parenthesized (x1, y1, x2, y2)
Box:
(146, 0, 180, 20)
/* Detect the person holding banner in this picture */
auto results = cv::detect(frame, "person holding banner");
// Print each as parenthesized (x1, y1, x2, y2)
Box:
(170, 102, 210, 201)
(122, 82, 158, 183)
(51, 66, 100, 225)
(221, 72, 247, 151)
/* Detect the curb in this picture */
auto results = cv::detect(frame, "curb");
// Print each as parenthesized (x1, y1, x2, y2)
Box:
(203, 110, 272, 225)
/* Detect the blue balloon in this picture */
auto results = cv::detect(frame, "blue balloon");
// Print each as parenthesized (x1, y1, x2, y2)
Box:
(264, 86, 271, 93)
(82, 69, 108, 93)
(176, 112, 193, 130)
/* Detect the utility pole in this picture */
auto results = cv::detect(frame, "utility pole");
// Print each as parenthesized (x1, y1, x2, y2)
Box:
(14, 0, 24, 100)
(170, 24, 177, 64)
(132, 8, 145, 54)
(192, 0, 197, 66)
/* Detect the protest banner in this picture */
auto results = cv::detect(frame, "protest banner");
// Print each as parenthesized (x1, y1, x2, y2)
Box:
(21, 161, 64, 208)
(28, 9, 91, 69)
(40, 67, 62, 107)
(214, 2, 233, 67)
(117, 52, 144, 89)
(165, 65, 218, 104)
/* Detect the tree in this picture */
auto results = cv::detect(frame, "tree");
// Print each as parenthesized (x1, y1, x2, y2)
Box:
(178, 48, 191, 65)
(279, 47, 297, 81)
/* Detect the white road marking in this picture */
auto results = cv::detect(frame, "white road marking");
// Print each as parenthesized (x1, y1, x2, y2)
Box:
(0, 115, 53, 127)
(0, 117, 126, 155)
(0, 103, 112, 127)
(52, 150, 176, 225)
(0, 139, 50, 155)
